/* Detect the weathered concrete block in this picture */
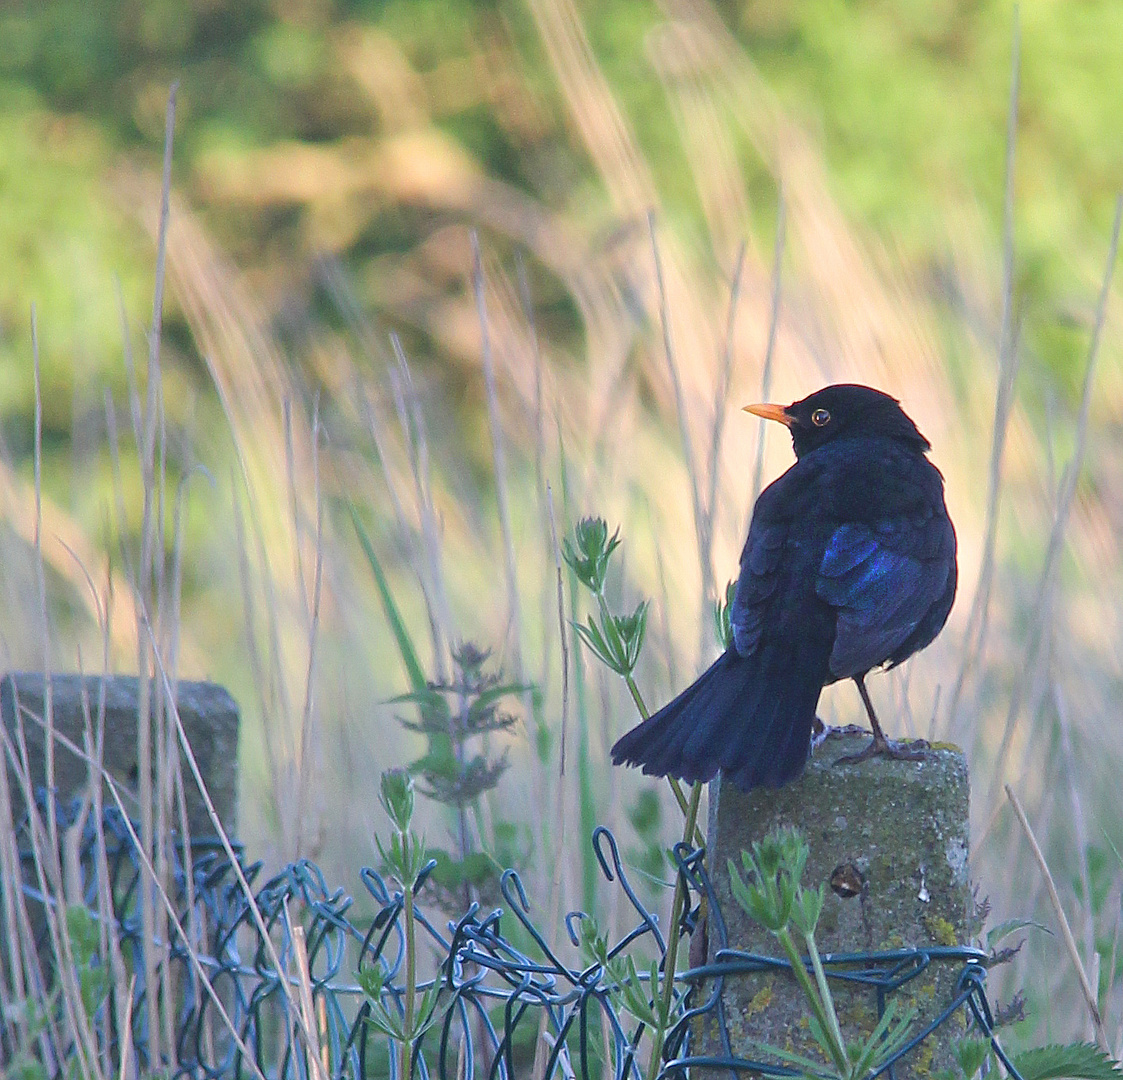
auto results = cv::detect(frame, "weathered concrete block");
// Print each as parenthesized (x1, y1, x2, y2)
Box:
(697, 729, 975, 1078)
(1, 673, 238, 837)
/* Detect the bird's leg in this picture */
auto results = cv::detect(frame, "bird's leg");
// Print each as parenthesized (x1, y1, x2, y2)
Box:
(834, 673, 930, 765)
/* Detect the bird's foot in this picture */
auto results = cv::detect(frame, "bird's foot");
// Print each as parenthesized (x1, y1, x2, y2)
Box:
(811, 723, 867, 754)
(834, 734, 930, 766)
(810, 715, 828, 751)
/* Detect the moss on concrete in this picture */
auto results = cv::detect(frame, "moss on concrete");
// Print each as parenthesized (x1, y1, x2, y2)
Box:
(924, 914, 960, 946)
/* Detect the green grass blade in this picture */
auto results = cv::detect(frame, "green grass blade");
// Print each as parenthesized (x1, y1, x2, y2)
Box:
(350, 503, 427, 693)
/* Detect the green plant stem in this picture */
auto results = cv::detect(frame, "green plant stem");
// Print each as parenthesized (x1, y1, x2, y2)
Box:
(623, 671, 696, 826)
(647, 777, 703, 1078)
(402, 834, 417, 1080)
(803, 930, 846, 1066)
(595, 592, 704, 848)
(775, 927, 848, 1076)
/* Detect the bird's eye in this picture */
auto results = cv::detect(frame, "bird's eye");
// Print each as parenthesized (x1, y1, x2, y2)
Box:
(811, 408, 830, 426)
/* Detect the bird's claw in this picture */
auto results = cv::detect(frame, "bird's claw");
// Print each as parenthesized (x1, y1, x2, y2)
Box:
(834, 735, 930, 766)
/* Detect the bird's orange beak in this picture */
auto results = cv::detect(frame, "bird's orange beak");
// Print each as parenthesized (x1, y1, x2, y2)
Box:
(743, 402, 793, 427)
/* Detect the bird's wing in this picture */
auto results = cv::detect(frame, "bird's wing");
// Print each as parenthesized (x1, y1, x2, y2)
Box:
(815, 518, 952, 679)
(729, 518, 787, 657)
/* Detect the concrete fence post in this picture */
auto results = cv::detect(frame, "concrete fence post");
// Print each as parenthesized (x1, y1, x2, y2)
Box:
(1, 672, 239, 837)
(697, 728, 976, 1078)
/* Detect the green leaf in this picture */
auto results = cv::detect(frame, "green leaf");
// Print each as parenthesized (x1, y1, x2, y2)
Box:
(388, 686, 451, 718)
(411, 744, 459, 781)
(955, 1037, 993, 1080)
(466, 683, 529, 725)
(351, 505, 428, 693)
(598, 608, 628, 667)
(790, 882, 825, 938)
(573, 617, 617, 671)
(356, 963, 388, 1001)
(744, 1037, 830, 1077)
(606, 953, 661, 1028)
(65, 906, 109, 1020)
(577, 915, 609, 967)
(850, 999, 915, 1078)
(379, 768, 415, 832)
(1011, 1044, 1122, 1080)
(804, 1012, 836, 1066)
(713, 578, 737, 650)
(410, 983, 449, 1040)
(728, 854, 787, 931)
(986, 917, 1051, 949)
(427, 848, 497, 891)
(364, 1002, 407, 1042)
(563, 517, 621, 593)
(613, 600, 649, 671)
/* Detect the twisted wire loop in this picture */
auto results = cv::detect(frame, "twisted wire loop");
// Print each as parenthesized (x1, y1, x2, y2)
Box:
(6, 798, 1022, 1079)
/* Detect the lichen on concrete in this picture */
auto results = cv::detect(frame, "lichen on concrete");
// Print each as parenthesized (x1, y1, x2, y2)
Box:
(693, 729, 976, 1080)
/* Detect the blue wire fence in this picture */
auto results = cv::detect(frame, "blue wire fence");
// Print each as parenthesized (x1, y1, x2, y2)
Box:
(4, 798, 1020, 1079)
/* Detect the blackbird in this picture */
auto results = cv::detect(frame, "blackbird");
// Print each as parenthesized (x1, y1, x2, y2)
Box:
(611, 384, 957, 791)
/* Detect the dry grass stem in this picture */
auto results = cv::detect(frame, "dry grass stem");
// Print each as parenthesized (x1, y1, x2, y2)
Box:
(1055, 683, 1096, 971)
(117, 975, 137, 1080)
(1007, 783, 1109, 1050)
(535, 485, 571, 1079)
(295, 398, 325, 860)
(705, 239, 745, 577)
(471, 232, 527, 681)
(751, 188, 786, 509)
(6, 691, 268, 1080)
(986, 193, 1122, 811)
(548, 484, 570, 779)
(647, 212, 713, 663)
(946, 12, 1021, 736)
(144, 622, 325, 1061)
(390, 332, 454, 681)
(288, 905, 326, 1080)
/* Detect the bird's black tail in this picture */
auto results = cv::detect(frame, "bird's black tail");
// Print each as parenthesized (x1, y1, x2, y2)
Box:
(611, 644, 827, 791)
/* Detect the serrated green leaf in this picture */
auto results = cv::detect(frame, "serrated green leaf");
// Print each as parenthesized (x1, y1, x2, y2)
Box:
(1011, 1043, 1122, 1080)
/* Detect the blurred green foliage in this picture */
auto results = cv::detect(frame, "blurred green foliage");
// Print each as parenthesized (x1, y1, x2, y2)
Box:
(0, 1, 1118, 418)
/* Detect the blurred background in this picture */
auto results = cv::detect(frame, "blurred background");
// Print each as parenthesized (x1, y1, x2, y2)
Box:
(1, 0, 1122, 1046)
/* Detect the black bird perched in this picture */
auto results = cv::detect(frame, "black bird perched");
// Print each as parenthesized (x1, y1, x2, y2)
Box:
(611, 384, 957, 792)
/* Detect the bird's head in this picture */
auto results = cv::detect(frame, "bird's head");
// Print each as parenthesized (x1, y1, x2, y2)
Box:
(744, 384, 931, 459)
